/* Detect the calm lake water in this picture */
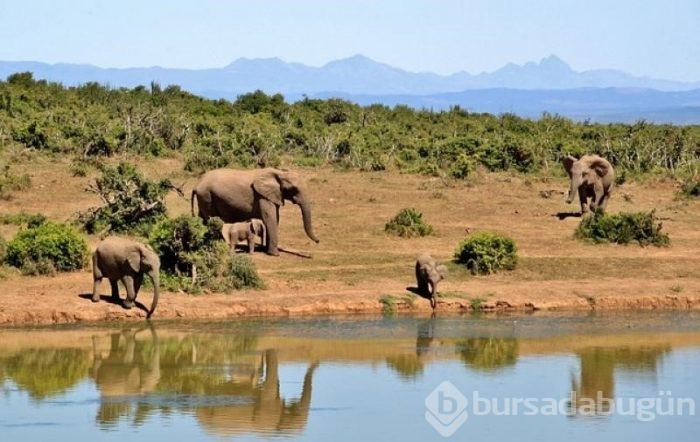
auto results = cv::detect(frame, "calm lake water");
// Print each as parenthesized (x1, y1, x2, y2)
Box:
(1, 312, 700, 441)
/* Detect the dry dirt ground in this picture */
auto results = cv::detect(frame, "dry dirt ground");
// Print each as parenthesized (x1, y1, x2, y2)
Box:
(1, 153, 699, 326)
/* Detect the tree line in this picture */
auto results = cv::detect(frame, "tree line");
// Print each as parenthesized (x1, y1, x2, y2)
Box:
(0, 72, 698, 180)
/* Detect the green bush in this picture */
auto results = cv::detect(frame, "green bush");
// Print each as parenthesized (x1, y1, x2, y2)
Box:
(575, 210, 670, 246)
(385, 208, 434, 238)
(454, 231, 518, 275)
(150, 216, 262, 293)
(5, 220, 88, 275)
(79, 162, 172, 234)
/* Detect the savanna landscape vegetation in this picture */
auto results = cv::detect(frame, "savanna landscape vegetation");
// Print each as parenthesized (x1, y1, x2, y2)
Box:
(0, 72, 699, 325)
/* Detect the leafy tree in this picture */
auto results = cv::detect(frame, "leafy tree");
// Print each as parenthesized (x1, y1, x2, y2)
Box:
(79, 162, 174, 234)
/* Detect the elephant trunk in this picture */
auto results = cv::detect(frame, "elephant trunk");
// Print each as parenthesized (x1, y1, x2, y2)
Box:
(299, 200, 320, 243)
(147, 271, 160, 319)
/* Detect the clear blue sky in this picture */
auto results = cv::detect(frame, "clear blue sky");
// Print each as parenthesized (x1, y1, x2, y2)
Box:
(0, 0, 698, 81)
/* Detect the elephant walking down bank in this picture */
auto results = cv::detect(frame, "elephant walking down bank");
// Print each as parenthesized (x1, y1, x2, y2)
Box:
(415, 254, 448, 310)
(563, 154, 615, 214)
(91, 237, 160, 318)
(191, 168, 319, 256)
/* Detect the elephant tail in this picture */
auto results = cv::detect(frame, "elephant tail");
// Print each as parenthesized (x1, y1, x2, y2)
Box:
(190, 190, 197, 217)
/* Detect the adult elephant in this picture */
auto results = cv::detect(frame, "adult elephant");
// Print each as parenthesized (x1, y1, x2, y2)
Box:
(191, 168, 319, 256)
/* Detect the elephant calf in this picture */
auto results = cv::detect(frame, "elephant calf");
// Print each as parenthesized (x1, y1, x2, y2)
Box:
(415, 254, 448, 310)
(92, 237, 160, 318)
(221, 219, 266, 254)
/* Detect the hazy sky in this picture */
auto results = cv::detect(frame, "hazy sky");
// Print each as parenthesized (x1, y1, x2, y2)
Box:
(1, 0, 698, 81)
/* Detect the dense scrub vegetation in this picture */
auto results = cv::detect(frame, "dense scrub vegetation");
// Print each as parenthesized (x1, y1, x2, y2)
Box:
(149, 215, 263, 293)
(4, 218, 89, 275)
(79, 162, 174, 234)
(385, 208, 434, 238)
(1, 72, 698, 180)
(575, 210, 670, 246)
(454, 232, 518, 275)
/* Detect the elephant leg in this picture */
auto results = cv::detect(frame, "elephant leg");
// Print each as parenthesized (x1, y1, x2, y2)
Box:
(591, 182, 605, 213)
(123, 275, 136, 309)
(599, 193, 610, 212)
(578, 189, 589, 214)
(134, 274, 143, 297)
(92, 277, 102, 303)
(110, 279, 120, 301)
(260, 200, 280, 256)
(247, 232, 255, 254)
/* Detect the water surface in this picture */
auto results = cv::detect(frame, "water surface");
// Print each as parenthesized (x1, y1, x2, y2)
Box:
(1, 312, 699, 441)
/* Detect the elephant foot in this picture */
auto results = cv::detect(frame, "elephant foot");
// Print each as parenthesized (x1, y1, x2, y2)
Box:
(266, 249, 280, 257)
(91, 296, 100, 303)
(123, 301, 134, 309)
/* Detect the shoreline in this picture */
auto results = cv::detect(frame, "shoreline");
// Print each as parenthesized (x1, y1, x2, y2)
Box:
(1, 274, 698, 327)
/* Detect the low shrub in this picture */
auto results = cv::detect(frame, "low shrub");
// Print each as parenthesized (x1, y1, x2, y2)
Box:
(4, 220, 88, 275)
(575, 210, 670, 246)
(0, 212, 46, 226)
(454, 231, 518, 275)
(0, 164, 31, 199)
(681, 176, 700, 198)
(79, 162, 172, 234)
(385, 208, 434, 238)
(150, 216, 263, 293)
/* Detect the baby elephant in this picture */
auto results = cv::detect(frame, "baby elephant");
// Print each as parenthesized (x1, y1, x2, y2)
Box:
(222, 219, 266, 254)
(92, 236, 160, 318)
(415, 254, 448, 310)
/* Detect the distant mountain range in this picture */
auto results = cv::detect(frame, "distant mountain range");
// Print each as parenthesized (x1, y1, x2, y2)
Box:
(1, 55, 700, 123)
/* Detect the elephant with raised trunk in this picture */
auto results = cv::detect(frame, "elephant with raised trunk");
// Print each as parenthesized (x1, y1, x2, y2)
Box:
(563, 154, 615, 214)
(191, 168, 319, 256)
(91, 237, 160, 318)
(415, 254, 448, 310)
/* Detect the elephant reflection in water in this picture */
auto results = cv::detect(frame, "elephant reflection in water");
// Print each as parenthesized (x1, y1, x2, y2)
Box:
(569, 346, 670, 416)
(386, 319, 436, 380)
(90, 326, 318, 437)
(195, 350, 319, 437)
(91, 326, 161, 427)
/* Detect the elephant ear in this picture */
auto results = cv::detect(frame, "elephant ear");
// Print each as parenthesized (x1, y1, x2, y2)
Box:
(126, 248, 142, 274)
(253, 172, 283, 206)
(589, 158, 610, 178)
(436, 264, 448, 279)
(562, 155, 577, 178)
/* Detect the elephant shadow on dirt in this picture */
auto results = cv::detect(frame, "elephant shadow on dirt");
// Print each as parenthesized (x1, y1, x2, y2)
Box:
(78, 293, 150, 316)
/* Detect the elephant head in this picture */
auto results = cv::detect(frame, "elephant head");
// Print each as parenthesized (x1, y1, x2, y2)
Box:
(252, 169, 320, 244)
(563, 155, 612, 208)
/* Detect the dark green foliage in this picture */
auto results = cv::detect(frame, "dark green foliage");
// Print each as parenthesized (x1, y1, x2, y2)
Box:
(79, 163, 171, 234)
(1, 75, 698, 179)
(385, 208, 434, 238)
(575, 210, 670, 246)
(0, 212, 46, 226)
(149, 216, 263, 293)
(454, 232, 518, 275)
(0, 235, 6, 263)
(149, 215, 211, 275)
(0, 164, 31, 199)
(4, 220, 88, 275)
